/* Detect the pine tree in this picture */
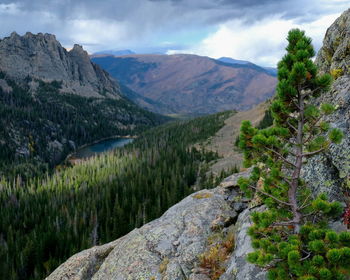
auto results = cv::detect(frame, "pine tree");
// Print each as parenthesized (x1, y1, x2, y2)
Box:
(238, 29, 349, 279)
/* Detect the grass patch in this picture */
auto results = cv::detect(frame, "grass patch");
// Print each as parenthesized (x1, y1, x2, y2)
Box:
(192, 192, 213, 199)
(159, 257, 170, 274)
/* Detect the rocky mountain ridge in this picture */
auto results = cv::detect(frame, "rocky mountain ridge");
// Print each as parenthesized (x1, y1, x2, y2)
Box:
(91, 53, 277, 115)
(0, 32, 121, 98)
(47, 9, 350, 280)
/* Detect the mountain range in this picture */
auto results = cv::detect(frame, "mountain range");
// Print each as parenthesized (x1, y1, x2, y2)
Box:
(91, 53, 278, 115)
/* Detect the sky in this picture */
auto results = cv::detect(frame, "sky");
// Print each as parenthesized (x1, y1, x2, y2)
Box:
(0, 0, 348, 67)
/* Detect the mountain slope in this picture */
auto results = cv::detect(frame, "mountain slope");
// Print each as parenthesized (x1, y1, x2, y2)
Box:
(91, 54, 277, 114)
(0, 33, 166, 178)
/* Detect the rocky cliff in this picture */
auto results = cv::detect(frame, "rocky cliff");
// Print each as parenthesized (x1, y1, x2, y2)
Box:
(0, 32, 121, 98)
(46, 10, 350, 280)
(303, 8, 350, 202)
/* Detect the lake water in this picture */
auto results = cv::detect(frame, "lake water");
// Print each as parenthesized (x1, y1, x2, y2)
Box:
(71, 138, 134, 160)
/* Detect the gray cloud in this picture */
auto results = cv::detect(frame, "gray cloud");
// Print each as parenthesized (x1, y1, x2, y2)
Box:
(0, 0, 347, 56)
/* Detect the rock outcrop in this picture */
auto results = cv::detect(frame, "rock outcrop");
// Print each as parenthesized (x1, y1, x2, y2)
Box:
(302, 8, 350, 202)
(0, 32, 121, 98)
(47, 172, 252, 280)
(315, 8, 350, 76)
(219, 207, 266, 280)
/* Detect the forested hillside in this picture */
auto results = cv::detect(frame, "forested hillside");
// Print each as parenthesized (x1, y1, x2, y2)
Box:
(0, 74, 166, 180)
(0, 110, 233, 280)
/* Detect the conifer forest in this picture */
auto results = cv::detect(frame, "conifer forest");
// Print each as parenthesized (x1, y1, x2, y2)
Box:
(0, 111, 232, 280)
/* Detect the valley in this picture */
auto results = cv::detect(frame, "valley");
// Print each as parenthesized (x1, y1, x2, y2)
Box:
(92, 54, 277, 115)
(0, 110, 234, 280)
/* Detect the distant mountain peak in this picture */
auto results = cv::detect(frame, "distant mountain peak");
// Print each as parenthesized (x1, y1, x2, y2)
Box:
(218, 57, 277, 76)
(218, 57, 251, 65)
(93, 49, 136, 56)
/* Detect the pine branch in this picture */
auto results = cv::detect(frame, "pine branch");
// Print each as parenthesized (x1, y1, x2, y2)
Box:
(286, 120, 298, 132)
(302, 145, 328, 157)
(303, 131, 315, 145)
(303, 116, 323, 145)
(300, 251, 312, 261)
(280, 175, 292, 186)
(302, 211, 316, 218)
(249, 185, 292, 207)
(265, 147, 297, 168)
(301, 86, 321, 99)
(270, 220, 295, 227)
(298, 193, 312, 210)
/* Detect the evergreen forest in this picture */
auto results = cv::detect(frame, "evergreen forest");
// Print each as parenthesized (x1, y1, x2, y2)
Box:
(0, 110, 233, 280)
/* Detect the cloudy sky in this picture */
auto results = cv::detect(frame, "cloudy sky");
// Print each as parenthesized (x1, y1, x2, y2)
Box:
(0, 0, 348, 66)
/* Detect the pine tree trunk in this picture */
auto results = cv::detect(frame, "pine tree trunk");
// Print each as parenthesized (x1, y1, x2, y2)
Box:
(289, 90, 304, 234)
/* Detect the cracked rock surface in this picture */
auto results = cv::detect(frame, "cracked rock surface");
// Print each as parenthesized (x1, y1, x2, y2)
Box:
(219, 207, 266, 280)
(302, 10, 350, 201)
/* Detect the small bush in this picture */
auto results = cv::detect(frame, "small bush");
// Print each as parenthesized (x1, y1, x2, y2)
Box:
(330, 68, 343, 79)
(199, 231, 235, 280)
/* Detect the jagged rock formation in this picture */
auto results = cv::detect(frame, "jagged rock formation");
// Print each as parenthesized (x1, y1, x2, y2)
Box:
(0, 32, 121, 98)
(219, 207, 266, 280)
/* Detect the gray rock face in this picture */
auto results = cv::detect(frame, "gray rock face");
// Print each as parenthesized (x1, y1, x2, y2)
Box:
(315, 8, 350, 75)
(301, 77, 350, 201)
(301, 10, 350, 201)
(219, 207, 266, 280)
(0, 32, 121, 98)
